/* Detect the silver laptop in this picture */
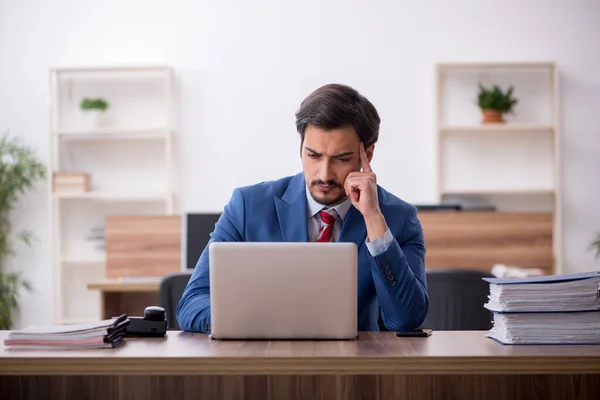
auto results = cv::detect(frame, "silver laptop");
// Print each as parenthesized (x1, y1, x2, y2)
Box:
(208, 242, 358, 340)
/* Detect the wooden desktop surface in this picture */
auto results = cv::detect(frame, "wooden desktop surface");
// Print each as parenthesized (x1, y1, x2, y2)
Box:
(2, 331, 599, 399)
(2, 330, 600, 375)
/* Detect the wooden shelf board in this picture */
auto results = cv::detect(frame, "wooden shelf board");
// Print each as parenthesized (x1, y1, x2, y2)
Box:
(87, 280, 161, 292)
(440, 124, 553, 133)
(437, 61, 555, 70)
(61, 258, 105, 266)
(52, 191, 170, 201)
(54, 129, 172, 139)
(52, 65, 171, 73)
(442, 189, 555, 196)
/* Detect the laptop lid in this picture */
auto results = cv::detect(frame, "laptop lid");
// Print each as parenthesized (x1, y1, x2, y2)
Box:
(209, 242, 358, 340)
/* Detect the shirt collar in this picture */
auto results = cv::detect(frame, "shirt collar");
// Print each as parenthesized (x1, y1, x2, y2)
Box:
(305, 186, 352, 222)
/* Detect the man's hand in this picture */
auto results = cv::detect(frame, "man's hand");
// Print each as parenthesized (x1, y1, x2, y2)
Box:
(344, 143, 388, 241)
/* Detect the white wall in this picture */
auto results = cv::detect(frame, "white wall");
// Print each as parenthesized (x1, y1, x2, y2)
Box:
(1, 0, 599, 328)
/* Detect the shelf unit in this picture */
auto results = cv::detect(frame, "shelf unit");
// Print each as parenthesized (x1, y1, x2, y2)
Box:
(435, 61, 561, 273)
(49, 66, 177, 324)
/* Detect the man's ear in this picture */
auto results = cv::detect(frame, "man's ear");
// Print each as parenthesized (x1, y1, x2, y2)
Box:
(366, 144, 375, 163)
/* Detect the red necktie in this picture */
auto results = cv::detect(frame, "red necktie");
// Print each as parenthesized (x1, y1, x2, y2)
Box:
(316, 209, 338, 242)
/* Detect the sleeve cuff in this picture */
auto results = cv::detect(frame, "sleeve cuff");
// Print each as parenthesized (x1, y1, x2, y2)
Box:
(365, 228, 393, 257)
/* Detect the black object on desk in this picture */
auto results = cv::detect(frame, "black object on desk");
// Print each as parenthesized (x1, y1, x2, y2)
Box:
(396, 328, 433, 337)
(123, 306, 168, 338)
(415, 204, 461, 211)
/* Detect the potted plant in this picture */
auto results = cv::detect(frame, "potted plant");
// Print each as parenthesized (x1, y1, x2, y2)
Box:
(477, 83, 518, 124)
(590, 233, 600, 259)
(79, 97, 110, 129)
(0, 131, 46, 330)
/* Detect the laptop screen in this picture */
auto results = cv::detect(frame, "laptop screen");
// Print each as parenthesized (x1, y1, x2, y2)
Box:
(185, 213, 222, 269)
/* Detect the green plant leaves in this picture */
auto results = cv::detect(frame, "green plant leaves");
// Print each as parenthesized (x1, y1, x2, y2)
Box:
(80, 97, 110, 111)
(477, 83, 518, 114)
(590, 233, 600, 259)
(0, 131, 46, 329)
(18, 230, 35, 247)
(0, 271, 32, 330)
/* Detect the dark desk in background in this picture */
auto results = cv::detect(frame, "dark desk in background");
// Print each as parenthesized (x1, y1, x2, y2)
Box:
(1, 331, 599, 400)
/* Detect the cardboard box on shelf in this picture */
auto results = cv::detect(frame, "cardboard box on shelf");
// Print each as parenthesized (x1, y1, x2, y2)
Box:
(53, 172, 91, 192)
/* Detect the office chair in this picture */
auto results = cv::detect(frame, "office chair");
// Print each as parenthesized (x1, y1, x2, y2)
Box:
(420, 269, 494, 331)
(159, 272, 192, 330)
(378, 269, 494, 331)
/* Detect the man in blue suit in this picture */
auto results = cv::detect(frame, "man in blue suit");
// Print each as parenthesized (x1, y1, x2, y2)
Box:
(177, 83, 429, 332)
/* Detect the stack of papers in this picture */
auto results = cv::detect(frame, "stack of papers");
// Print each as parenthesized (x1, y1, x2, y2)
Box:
(3, 315, 129, 350)
(483, 271, 600, 344)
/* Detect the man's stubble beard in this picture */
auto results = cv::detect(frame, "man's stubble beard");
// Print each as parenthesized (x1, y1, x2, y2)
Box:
(308, 184, 347, 207)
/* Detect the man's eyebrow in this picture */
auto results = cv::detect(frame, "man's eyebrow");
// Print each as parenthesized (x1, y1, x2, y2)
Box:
(304, 147, 354, 158)
(304, 146, 320, 155)
(332, 151, 354, 158)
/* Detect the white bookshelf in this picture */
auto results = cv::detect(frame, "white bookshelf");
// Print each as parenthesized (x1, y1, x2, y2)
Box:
(49, 66, 178, 324)
(435, 61, 561, 273)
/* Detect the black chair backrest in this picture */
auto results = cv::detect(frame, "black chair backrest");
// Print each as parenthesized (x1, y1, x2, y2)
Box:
(160, 272, 192, 330)
(420, 269, 494, 331)
(185, 213, 221, 270)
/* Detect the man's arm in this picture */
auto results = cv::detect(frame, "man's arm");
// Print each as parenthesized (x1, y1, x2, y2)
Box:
(369, 206, 429, 331)
(343, 143, 428, 331)
(176, 188, 246, 333)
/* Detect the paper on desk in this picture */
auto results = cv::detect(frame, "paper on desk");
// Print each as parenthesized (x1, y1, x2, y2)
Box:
(3, 318, 127, 349)
(483, 271, 600, 344)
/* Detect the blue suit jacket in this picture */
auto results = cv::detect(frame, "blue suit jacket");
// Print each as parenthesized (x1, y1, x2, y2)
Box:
(176, 172, 429, 332)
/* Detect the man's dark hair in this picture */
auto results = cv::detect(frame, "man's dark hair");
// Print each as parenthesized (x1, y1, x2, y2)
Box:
(295, 83, 380, 148)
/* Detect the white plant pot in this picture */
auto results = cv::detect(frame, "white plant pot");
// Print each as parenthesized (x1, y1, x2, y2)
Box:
(81, 110, 105, 130)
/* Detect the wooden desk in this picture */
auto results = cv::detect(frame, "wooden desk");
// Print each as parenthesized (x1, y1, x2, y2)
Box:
(1, 331, 599, 400)
(87, 281, 160, 319)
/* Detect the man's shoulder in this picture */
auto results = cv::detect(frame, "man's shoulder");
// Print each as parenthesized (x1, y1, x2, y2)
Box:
(377, 185, 421, 237)
(377, 185, 417, 216)
(236, 173, 301, 200)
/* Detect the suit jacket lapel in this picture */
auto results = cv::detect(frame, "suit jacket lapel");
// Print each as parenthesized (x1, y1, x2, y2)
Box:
(339, 205, 367, 249)
(274, 173, 308, 242)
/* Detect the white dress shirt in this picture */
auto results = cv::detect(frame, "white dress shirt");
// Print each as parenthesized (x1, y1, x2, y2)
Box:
(305, 187, 393, 256)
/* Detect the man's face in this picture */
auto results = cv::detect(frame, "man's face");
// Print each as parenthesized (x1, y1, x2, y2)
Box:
(301, 124, 373, 206)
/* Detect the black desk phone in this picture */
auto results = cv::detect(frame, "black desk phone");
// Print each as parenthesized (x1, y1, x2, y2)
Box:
(115, 306, 168, 338)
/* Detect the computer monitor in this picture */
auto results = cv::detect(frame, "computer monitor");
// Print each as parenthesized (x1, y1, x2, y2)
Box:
(183, 213, 222, 269)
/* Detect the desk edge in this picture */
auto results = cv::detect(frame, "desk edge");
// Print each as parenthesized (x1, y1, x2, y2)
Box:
(2, 356, 600, 376)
